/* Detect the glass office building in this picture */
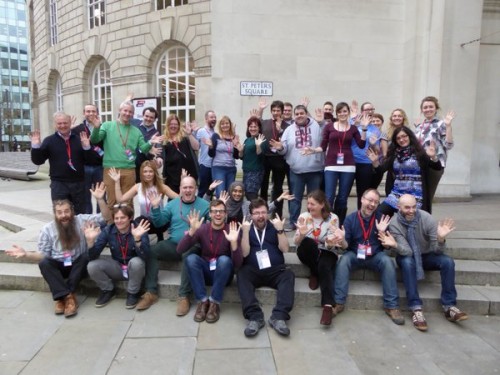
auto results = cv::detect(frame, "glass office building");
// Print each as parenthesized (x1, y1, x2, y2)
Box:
(0, 0, 31, 151)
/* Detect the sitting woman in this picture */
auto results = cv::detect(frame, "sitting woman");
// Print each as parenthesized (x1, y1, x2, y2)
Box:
(109, 161, 178, 241)
(294, 190, 340, 326)
(85, 205, 150, 309)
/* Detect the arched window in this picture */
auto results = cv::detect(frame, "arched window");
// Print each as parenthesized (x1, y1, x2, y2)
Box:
(91, 60, 112, 122)
(55, 76, 63, 111)
(156, 46, 195, 127)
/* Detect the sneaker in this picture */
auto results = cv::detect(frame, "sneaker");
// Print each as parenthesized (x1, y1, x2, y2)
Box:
(194, 300, 209, 322)
(332, 304, 345, 316)
(444, 306, 469, 322)
(206, 302, 220, 323)
(95, 289, 116, 308)
(136, 292, 159, 311)
(320, 305, 333, 326)
(244, 319, 265, 337)
(55, 299, 65, 315)
(176, 296, 191, 316)
(384, 308, 405, 325)
(268, 318, 290, 336)
(308, 275, 319, 290)
(125, 292, 141, 309)
(64, 293, 78, 318)
(412, 309, 428, 331)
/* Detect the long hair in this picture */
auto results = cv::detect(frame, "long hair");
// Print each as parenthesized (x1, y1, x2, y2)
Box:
(386, 108, 409, 139)
(307, 190, 331, 220)
(163, 113, 186, 144)
(216, 115, 235, 138)
(386, 126, 425, 162)
(139, 160, 165, 196)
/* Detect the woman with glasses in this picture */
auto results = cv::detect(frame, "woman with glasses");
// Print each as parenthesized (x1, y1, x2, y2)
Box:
(367, 126, 442, 216)
(108, 160, 177, 241)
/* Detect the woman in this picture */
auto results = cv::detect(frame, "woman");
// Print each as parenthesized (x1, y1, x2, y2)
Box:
(368, 126, 442, 216)
(369, 113, 388, 189)
(109, 161, 177, 241)
(385, 108, 409, 142)
(321, 102, 367, 225)
(85, 205, 150, 309)
(414, 96, 455, 202)
(207, 116, 240, 197)
(162, 114, 200, 193)
(237, 116, 267, 201)
(294, 190, 340, 326)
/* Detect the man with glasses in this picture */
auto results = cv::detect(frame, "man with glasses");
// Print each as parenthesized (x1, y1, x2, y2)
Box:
(332, 189, 405, 325)
(177, 200, 243, 323)
(237, 198, 295, 337)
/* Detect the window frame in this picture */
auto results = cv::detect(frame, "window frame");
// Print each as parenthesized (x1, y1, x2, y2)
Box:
(91, 60, 113, 122)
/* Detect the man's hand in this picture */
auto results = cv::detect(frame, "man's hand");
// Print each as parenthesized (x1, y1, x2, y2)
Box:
(146, 190, 163, 209)
(437, 218, 455, 240)
(29, 130, 41, 146)
(150, 133, 165, 145)
(187, 210, 204, 235)
(270, 214, 285, 232)
(223, 221, 241, 244)
(5, 245, 27, 259)
(83, 221, 101, 243)
(80, 131, 90, 148)
(131, 219, 151, 241)
(219, 190, 230, 205)
(90, 181, 107, 200)
(378, 231, 397, 248)
(240, 217, 252, 233)
(375, 215, 391, 233)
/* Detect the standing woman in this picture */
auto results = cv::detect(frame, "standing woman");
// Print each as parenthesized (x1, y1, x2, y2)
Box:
(207, 116, 240, 197)
(294, 190, 340, 326)
(321, 102, 367, 225)
(385, 108, 409, 143)
(368, 126, 442, 216)
(414, 96, 455, 202)
(162, 114, 200, 193)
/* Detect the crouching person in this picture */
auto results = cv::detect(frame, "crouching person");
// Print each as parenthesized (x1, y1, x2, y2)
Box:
(85, 204, 150, 309)
(177, 200, 243, 323)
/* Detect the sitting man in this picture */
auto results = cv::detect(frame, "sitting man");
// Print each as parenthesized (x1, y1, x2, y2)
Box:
(5, 183, 109, 317)
(136, 176, 210, 315)
(237, 198, 295, 337)
(333, 188, 404, 325)
(177, 200, 243, 323)
(379, 194, 468, 331)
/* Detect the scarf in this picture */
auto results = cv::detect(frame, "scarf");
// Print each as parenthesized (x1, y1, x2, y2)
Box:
(397, 210, 424, 280)
(395, 145, 413, 163)
(226, 182, 245, 220)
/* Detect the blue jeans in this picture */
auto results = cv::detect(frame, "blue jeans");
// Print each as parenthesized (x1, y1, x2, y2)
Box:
(197, 164, 212, 197)
(334, 251, 399, 309)
(84, 164, 103, 214)
(211, 166, 237, 197)
(396, 252, 457, 310)
(289, 171, 322, 225)
(185, 254, 234, 303)
(324, 170, 355, 210)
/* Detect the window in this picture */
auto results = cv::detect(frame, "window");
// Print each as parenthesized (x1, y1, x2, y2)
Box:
(91, 60, 112, 122)
(88, 0, 105, 29)
(156, 46, 195, 125)
(55, 76, 63, 111)
(49, 0, 58, 45)
(156, 0, 188, 10)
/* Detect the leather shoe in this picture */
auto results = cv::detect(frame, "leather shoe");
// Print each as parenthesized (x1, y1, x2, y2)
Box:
(64, 293, 78, 318)
(136, 292, 158, 311)
(55, 299, 65, 315)
(308, 275, 319, 290)
(320, 305, 333, 326)
(176, 297, 191, 316)
(206, 302, 220, 323)
(194, 300, 209, 322)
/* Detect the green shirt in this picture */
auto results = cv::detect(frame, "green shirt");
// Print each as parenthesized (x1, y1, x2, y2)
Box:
(242, 137, 265, 171)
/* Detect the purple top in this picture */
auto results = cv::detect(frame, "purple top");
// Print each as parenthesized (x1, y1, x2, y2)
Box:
(321, 123, 365, 167)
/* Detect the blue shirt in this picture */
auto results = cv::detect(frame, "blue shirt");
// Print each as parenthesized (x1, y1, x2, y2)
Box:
(196, 126, 215, 168)
(352, 124, 381, 164)
(244, 222, 285, 269)
(343, 210, 384, 256)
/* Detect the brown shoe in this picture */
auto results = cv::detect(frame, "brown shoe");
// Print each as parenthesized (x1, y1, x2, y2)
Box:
(444, 306, 469, 322)
(55, 299, 65, 315)
(206, 302, 220, 323)
(136, 292, 159, 311)
(332, 304, 345, 316)
(412, 309, 428, 331)
(64, 293, 78, 318)
(320, 305, 333, 326)
(308, 275, 319, 290)
(384, 308, 405, 325)
(176, 296, 191, 316)
(194, 300, 209, 322)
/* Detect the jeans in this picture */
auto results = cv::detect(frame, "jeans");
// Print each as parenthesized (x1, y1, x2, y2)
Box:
(334, 251, 399, 309)
(50, 180, 86, 215)
(185, 254, 234, 303)
(197, 164, 212, 197)
(397, 252, 457, 310)
(324, 170, 355, 211)
(289, 171, 322, 225)
(87, 257, 145, 294)
(211, 166, 237, 197)
(83, 164, 103, 214)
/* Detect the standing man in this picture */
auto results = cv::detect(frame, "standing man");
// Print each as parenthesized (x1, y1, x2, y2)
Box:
(90, 100, 163, 209)
(237, 198, 294, 337)
(379, 194, 468, 331)
(282, 102, 294, 126)
(196, 110, 217, 197)
(333, 189, 405, 325)
(136, 176, 210, 315)
(133, 106, 163, 182)
(31, 112, 91, 215)
(5, 183, 109, 317)
(73, 104, 104, 214)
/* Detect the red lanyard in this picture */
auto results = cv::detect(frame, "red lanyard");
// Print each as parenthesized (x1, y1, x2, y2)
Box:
(116, 232, 130, 262)
(209, 225, 224, 259)
(357, 212, 376, 243)
(312, 220, 324, 243)
(116, 122, 131, 149)
(272, 120, 279, 140)
(223, 138, 233, 154)
(336, 124, 348, 152)
(65, 138, 72, 162)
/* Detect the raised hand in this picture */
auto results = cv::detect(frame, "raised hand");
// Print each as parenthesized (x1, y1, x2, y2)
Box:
(80, 131, 90, 148)
(219, 190, 230, 204)
(223, 221, 241, 243)
(314, 108, 323, 122)
(300, 96, 310, 107)
(208, 179, 223, 192)
(240, 217, 252, 232)
(146, 190, 163, 208)
(375, 214, 391, 233)
(255, 134, 266, 147)
(202, 137, 213, 148)
(444, 110, 455, 127)
(187, 210, 204, 235)
(108, 167, 121, 182)
(29, 130, 41, 145)
(360, 113, 371, 128)
(150, 133, 165, 144)
(184, 122, 194, 135)
(270, 214, 285, 232)
(5, 244, 27, 259)
(437, 218, 455, 240)
(296, 217, 309, 236)
(71, 115, 78, 129)
(378, 231, 397, 248)
(277, 191, 294, 202)
(258, 98, 268, 111)
(92, 115, 102, 128)
(90, 181, 107, 200)
(83, 221, 101, 243)
(249, 108, 260, 117)
(181, 168, 191, 179)
(366, 148, 379, 164)
(351, 100, 359, 117)
(131, 219, 151, 240)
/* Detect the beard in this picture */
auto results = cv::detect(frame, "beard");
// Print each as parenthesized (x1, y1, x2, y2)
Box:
(55, 216, 80, 250)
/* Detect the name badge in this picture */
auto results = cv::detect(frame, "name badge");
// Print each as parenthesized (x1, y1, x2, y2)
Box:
(337, 152, 344, 165)
(357, 244, 366, 259)
(125, 149, 135, 161)
(63, 252, 72, 267)
(209, 258, 217, 271)
(121, 264, 129, 279)
(256, 249, 271, 270)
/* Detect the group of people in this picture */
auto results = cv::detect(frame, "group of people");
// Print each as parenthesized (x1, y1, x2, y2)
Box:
(5, 94, 467, 336)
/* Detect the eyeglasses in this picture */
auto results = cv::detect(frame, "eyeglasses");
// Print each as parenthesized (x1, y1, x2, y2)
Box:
(363, 107, 375, 112)
(252, 211, 268, 216)
(362, 197, 380, 205)
(396, 134, 409, 141)
(113, 203, 128, 208)
(210, 209, 226, 214)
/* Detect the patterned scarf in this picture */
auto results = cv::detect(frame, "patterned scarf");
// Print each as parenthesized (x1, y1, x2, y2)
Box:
(397, 210, 424, 280)
(395, 145, 413, 163)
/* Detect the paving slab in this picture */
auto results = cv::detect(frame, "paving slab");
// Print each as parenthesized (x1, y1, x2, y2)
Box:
(194, 348, 276, 375)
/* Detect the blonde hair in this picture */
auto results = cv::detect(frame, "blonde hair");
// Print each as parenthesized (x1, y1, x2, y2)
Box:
(139, 160, 165, 196)
(216, 115, 235, 138)
(385, 108, 409, 140)
(163, 113, 186, 144)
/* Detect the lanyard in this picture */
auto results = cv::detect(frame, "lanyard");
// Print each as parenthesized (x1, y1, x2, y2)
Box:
(172, 141, 187, 158)
(64, 138, 72, 162)
(357, 211, 376, 243)
(272, 120, 279, 140)
(336, 124, 348, 152)
(179, 199, 191, 224)
(116, 122, 131, 149)
(252, 224, 267, 251)
(209, 226, 224, 259)
(223, 138, 233, 154)
(312, 220, 324, 243)
(116, 232, 130, 262)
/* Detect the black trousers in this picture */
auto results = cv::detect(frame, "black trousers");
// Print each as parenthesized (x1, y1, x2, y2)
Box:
(260, 156, 288, 218)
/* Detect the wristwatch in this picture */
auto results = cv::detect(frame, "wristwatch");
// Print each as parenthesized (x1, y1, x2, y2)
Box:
(276, 229, 285, 234)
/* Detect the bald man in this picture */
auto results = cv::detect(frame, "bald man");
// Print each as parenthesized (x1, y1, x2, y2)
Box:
(379, 194, 468, 332)
(137, 176, 210, 314)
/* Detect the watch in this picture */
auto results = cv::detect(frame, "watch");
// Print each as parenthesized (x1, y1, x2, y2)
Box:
(276, 229, 285, 234)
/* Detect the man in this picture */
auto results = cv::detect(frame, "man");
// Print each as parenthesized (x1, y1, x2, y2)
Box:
(314, 101, 335, 129)
(136, 176, 210, 315)
(133, 106, 163, 182)
(90, 100, 163, 210)
(379, 194, 468, 331)
(274, 104, 324, 230)
(196, 110, 217, 197)
(177, 200, 243, 323)
(5, 183, 109, 317)
(333, 189, 405, 325)
(73, 104, 104, 214)
(31, 112, 91, 215)
(282, 102, 294, 126)
(260, 100, 290, 218)
(237, 198, 294, 337)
